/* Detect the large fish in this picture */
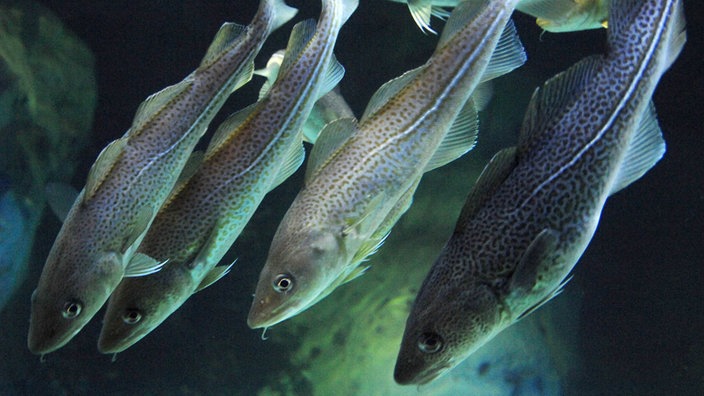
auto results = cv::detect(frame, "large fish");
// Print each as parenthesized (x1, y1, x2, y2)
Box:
(388, 0, 608, 34)
(395, 0, 686, 385)
(247, 0, 526, 329)
(27, 0, 297, 355)
(97, 0, 357, 354)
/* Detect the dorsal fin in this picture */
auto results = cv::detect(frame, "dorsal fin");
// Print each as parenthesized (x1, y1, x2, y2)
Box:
(84, 137, 127, 200)
(437, 0, 487, 48)
(455, 147, 518, 230)
(278, 19, 317, 80)
(304, 117, 358, 184)
(360, 65, 424, 122)
(608, 102, 665, 196)
(130, 79, 194, 134)
(519, 55, 602, 151)
(200, 23, 246, 68)
(423, 99, 479, 173)
(204, 104, 258, 158)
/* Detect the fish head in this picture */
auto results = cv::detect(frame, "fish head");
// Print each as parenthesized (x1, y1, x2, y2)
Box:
(28, 251, 123, 354)
(247, 227, 343, 329)
(98, 267, 190, 353)
(394, 274, 503, 385)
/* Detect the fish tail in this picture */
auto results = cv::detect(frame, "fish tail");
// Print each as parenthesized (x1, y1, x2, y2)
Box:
(267, 0, 299, 32)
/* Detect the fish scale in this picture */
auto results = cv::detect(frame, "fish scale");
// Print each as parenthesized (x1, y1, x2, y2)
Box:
(98, 0, 355, 353)
(247, 0, 525, 329)
(395, 0, 685, 385)
(27, 0, 296, 355)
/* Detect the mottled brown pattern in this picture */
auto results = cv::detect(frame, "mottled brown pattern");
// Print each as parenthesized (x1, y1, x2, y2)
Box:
(28, 0, 292, 354)
(395, 0, 685, 385)
(99, 0, 351, 353)
(248, 0, 522, 329)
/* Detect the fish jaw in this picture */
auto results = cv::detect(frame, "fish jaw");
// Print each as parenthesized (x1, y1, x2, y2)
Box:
(394, 278, 503, 385)
(98, 263, 194, 353)
(28, 251, 122, 354)
(247, 228, 343, 329)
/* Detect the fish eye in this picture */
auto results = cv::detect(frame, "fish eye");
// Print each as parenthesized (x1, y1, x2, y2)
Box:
(273, 274, 294, 293)
(417, 332, 443, 354)
(61, 300, 82, 319)
(122, 309, 142, 325)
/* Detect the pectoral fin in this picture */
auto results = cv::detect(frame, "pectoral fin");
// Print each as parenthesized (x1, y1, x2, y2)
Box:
(124, 253, 168, 277)
(195, 262, 235, 292)
(506, 228, 570, 319)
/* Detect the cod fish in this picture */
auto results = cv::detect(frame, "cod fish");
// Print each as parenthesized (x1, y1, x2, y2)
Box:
(97, 0, 357, 354)
(395, 0, 685, 385)
(248, 0, 526, 329)
(389, 0, 608, 34)
(27, 0, 297, 355)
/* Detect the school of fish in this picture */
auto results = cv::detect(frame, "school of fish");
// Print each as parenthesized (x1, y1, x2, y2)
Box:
(26, 0, 685, 386)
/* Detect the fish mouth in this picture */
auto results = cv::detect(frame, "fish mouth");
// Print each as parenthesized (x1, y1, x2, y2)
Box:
(394, 362, 450, 385)
(27, 321, 83, 355)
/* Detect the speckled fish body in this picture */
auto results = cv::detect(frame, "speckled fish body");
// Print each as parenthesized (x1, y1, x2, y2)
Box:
(389, 0, 608, 33)
(247, 0, 526, 329)
(97, 0, 356, 353)
(395, 0, 685, 385)
(27, 0, 297, 355)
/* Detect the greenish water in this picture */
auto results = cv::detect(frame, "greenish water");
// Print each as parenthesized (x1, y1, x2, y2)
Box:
(1, 1, 702, 395)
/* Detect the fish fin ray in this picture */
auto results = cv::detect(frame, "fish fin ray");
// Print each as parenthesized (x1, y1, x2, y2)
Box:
(360, 65, 425, 122)
(271, 138, 306, 190)
(85, 137, 127, 200)
(438, 0, 487, 46)
(609, 102, 665, 195)
(343, 193, 386, 238)
(455, 147, 518, 229)
(424, 100, 478, 173)
(479, 20, 527, 83)
(407, 0, 436, 35)
(120, 205, 154, 257)
(515, 275, 572, 321)
(302, 87, 356, 144)
(195, 262, 235, 292)
(519, 55, 601, 150)
(124, 253, 167, 277)
(305, 117, 358, 184)
(130, 79, 194, 134)
(316, 55, 345, 102)
(205, 103, 258, 157)
(200, 23, 246, 68)
(278, 19, 317, 79)
(506, 228, 573, 320)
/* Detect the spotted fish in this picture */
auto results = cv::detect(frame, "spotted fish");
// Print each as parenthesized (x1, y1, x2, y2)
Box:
(96, 0, 357, 354)
(395, 0, 686, 385)
(247, 0, 526, 329)
(27, 0, 297, 355)
(388, 0, 608, 34)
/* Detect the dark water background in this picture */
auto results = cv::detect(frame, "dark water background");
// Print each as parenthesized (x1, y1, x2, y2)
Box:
(1, 0, 702, 394)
